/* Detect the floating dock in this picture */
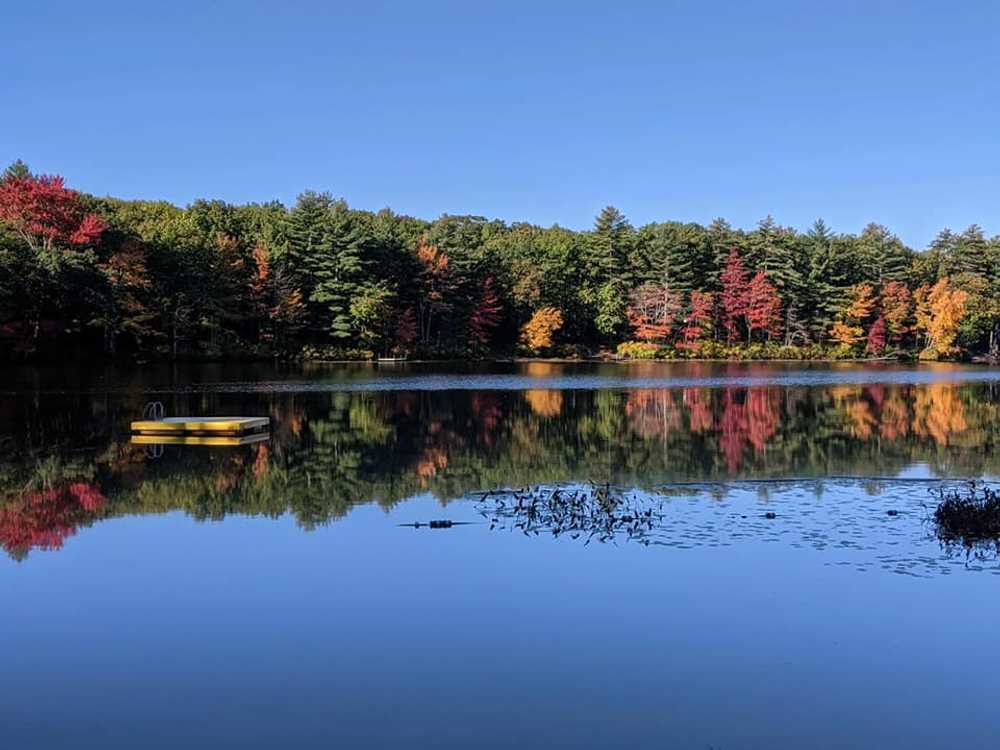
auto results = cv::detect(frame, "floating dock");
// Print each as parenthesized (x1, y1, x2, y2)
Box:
(130, 433, 271, 447)
(130, 416, 270, 436)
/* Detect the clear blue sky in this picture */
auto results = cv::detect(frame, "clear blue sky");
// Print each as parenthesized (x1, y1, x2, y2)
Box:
(4, 0, 999, 248)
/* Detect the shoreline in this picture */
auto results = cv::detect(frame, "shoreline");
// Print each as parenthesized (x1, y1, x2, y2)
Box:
(3, 356, 996, 368)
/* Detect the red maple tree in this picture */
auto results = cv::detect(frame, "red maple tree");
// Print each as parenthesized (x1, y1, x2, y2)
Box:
(679, 291, 714, 350)
(0, 174, 106, 251)
(866, 316, 887, 354)
(719, 248, 750, 342)
(468, 276, 503, 346)
(395, 307, 419, 347)
(746, 272, 783, 340)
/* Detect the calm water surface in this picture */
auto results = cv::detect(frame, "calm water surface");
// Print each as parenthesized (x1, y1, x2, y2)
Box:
(3, 362, 1000, 748)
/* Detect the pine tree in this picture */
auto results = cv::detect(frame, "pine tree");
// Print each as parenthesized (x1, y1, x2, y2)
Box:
(2, 160, 31, 181)
(312, 202, 366, 339)
(706, 217, 740, 290)
(856, 223, 910, 284)
(949, 225, 991, 277)
(634, 222, 698, 294)
(588, 206, 632, 283)
(286, 191, 332, 299)
(747, 217, 802, 294)
(807, 226, 853, 341)
(287, 193, 367, 340)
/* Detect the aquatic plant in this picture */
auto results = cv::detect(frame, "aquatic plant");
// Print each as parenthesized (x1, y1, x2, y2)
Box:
(933, 483, 1000, 559)
(477, 484, 658, 544)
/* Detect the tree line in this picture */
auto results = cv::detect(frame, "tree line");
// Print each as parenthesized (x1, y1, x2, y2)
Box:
(1, 160, 998, 361)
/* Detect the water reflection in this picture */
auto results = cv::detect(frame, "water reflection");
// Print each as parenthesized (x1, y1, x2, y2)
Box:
(2, 368, 1000, 559)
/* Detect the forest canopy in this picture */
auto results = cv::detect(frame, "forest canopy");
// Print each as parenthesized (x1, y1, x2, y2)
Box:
(1, 160, 997, 362)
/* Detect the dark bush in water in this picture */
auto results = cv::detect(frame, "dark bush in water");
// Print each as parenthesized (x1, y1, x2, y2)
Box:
(934, 483, 1000, 558)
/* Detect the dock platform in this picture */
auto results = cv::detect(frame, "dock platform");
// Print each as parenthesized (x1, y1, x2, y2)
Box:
(130, 417, 270, 436)
(131, 433, 271, 446)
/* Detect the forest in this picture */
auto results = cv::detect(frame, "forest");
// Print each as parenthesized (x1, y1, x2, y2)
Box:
(1, 160, 998, 362)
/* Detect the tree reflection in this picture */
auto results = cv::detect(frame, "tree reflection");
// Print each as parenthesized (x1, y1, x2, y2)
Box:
(0, 481, 105, 560)
(2, 378, 1000, 557)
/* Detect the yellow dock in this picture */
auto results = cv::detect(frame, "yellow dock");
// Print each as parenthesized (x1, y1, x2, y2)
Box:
(131, 433, 271, 446)
(130, 416, 270, 436)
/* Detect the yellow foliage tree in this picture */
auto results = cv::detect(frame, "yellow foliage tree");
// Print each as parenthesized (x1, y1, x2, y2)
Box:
(915, 278, 968, 358)
(845, 283, 877, 321)
(913, 284, 932, 345)
(829, 320, 863, 347)
(520, 307, 563, 352)
(829, 283, 876, 349)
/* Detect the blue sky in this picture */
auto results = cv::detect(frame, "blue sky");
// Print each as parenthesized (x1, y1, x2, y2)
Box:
(4, 0, 999, 247)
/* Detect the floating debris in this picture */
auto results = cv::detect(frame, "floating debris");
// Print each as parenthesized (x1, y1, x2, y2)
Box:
(398, 520, 472, 529)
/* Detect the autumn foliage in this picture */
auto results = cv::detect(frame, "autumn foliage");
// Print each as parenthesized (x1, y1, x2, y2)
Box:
(0, 174, 106, 251)
(520, 307, 563, 351)
(866, 316, 887, 354)
(679, 291, 714, 350)
(720, 248, 750, 342)
(0, 482, 105, 559)
(468, 276, 503, 346)
(0, 164, 994, 362)
(746, 272, 782, 340)
(626, 282, 683, 342)
(915, 279, 968, 359)
(880, 281, 913, 343)
(830, 283, 877, 348)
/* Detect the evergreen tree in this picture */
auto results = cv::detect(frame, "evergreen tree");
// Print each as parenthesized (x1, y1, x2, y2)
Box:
(313, 203, 367, 339)
(706, 217, 740, 289)
(807, 227, 853, 342)
(856, 223, 910, 285)
(634, 222, 698, 294)
(949, 225, 991, 277)
(286, 193, 367, 340)
(2, 160, 31, 181)
(746, 216, 804, 301)
(588, 206, 632, 283)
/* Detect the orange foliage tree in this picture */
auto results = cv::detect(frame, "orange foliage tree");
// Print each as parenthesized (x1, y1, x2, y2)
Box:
(880, 281, 913, 344)
(830, 283, 877, 348)
(626, 282, 683, 343)
(94, 239, 154, 354)
(915, 278, 968, 358)
(249, 244, 307, 351)
(520, 307, 563, 352)
(415, 239, 456, 345)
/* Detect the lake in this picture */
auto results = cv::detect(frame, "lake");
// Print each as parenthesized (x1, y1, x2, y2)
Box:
(3, 361, 1000, 748)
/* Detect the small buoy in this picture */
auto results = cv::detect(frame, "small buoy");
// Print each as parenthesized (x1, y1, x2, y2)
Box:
(764, 512, 777, 519)
(887, 509, 899, 516)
